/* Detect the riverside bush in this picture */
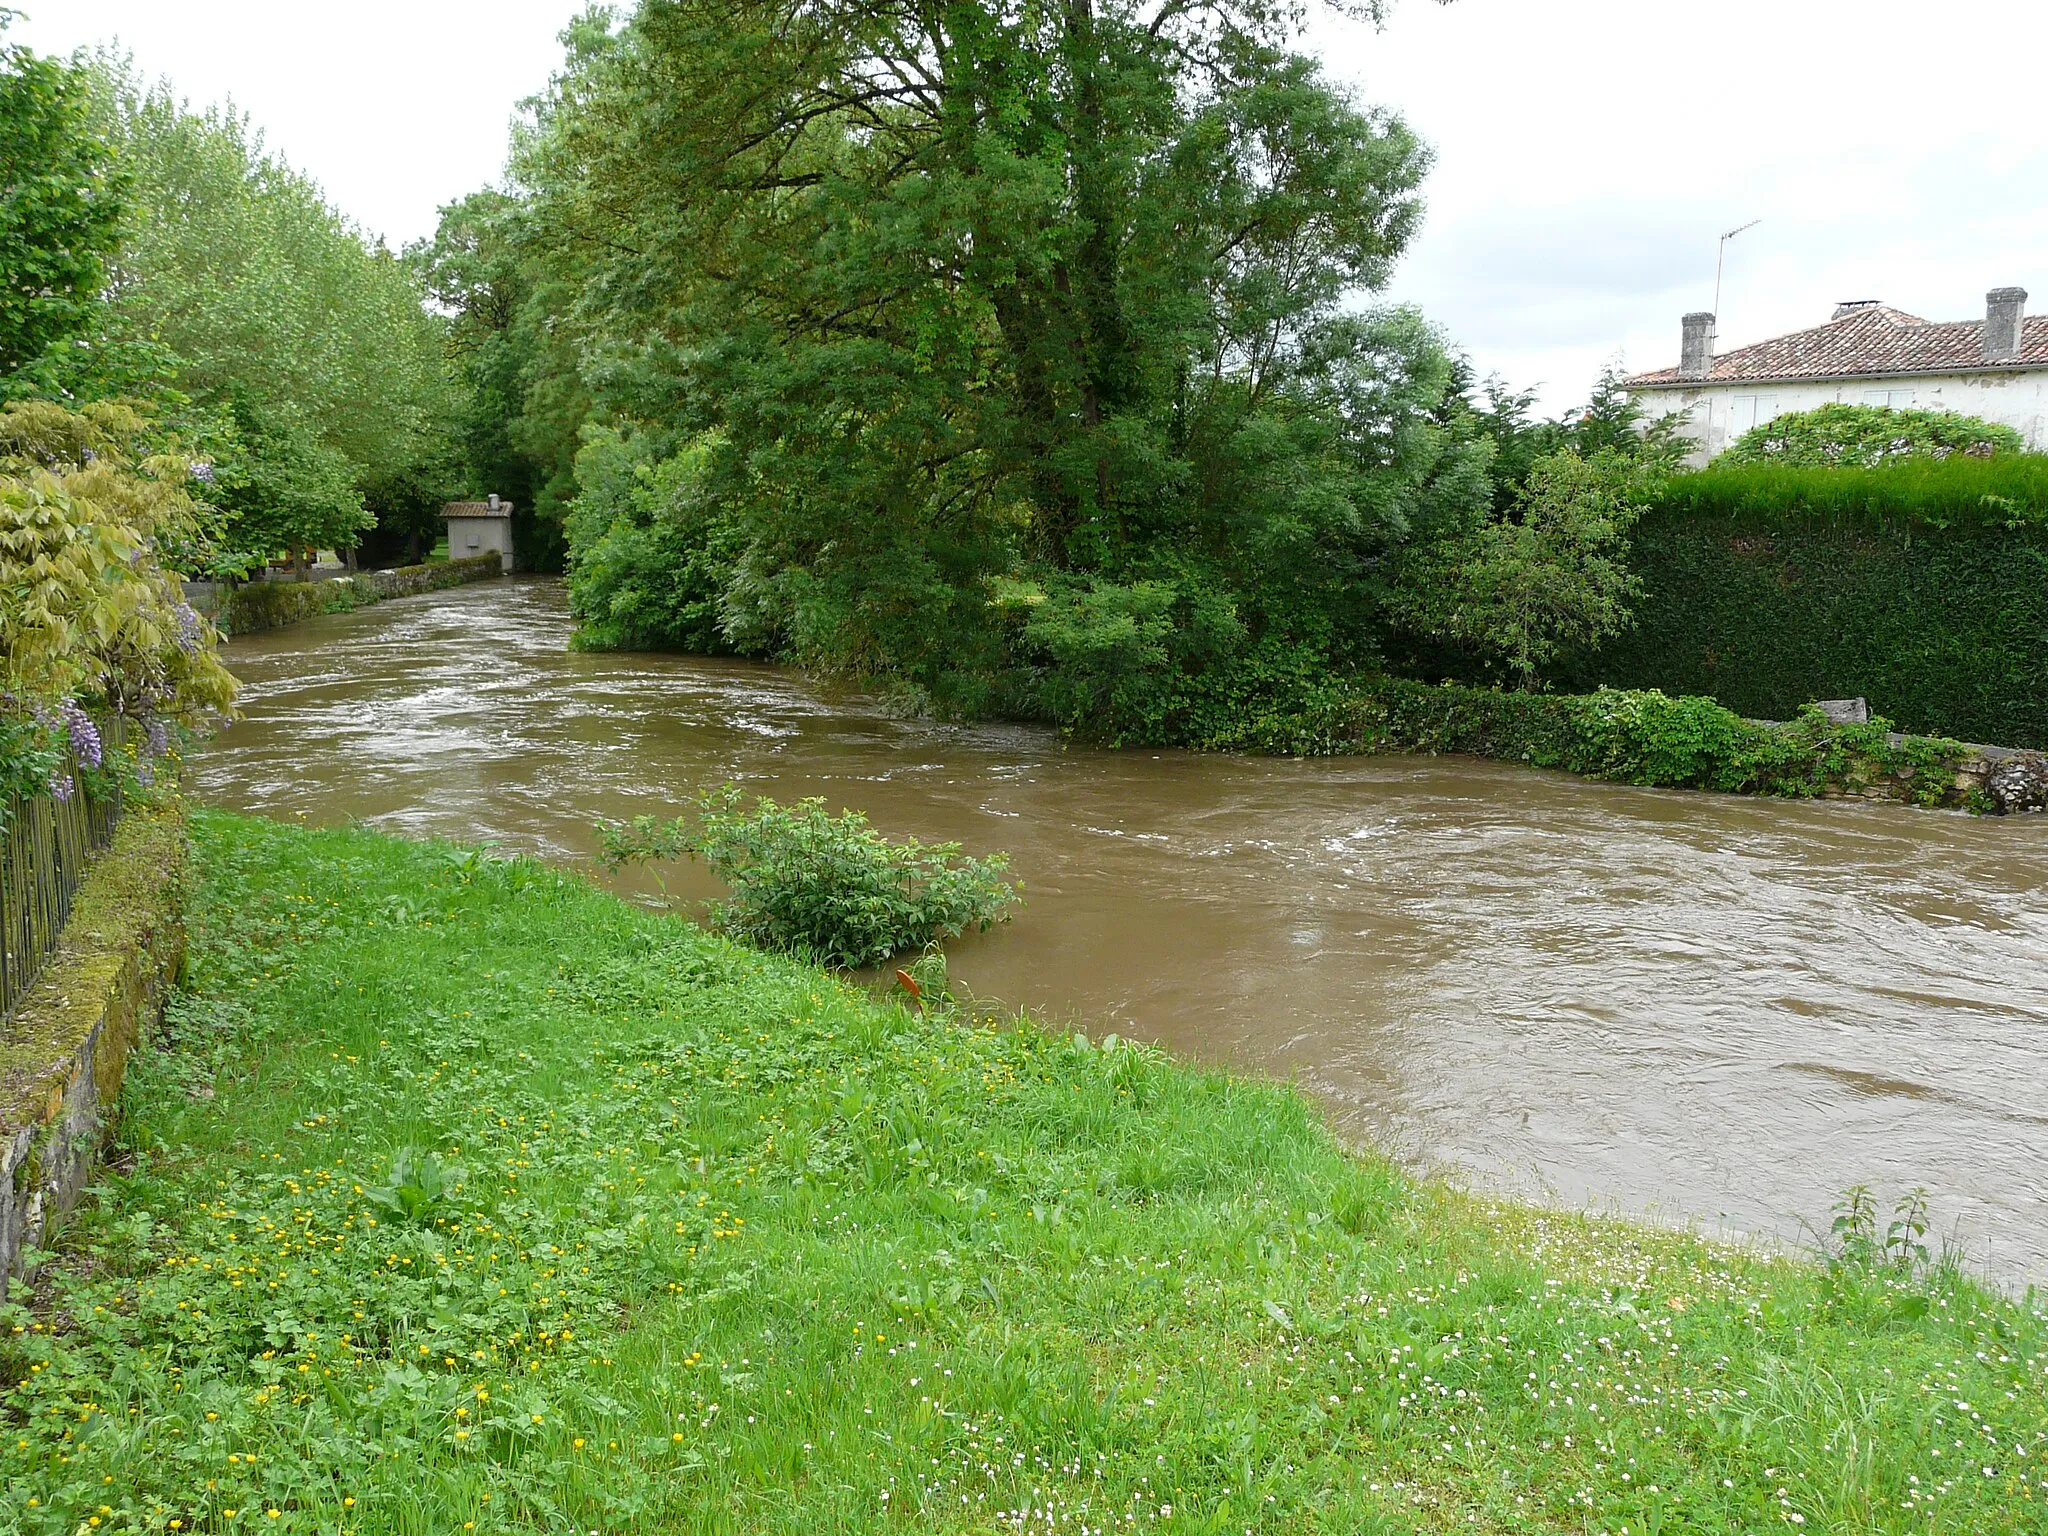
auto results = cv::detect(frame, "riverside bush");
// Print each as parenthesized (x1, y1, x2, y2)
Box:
(3, 813, 2042, 1533)
(599, 785, 1016, 967)
(1206, 677, 1977, 806)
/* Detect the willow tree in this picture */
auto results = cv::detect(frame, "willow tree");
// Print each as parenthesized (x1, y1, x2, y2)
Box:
(539, 0, 1481, 732)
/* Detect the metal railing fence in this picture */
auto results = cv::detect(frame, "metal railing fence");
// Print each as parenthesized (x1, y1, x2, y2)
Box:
(0, 725, 126, 1022)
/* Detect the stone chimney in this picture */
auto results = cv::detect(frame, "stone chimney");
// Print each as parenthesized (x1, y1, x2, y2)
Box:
(1985, 287, 2027, 363)
(1679, 312, 1715, 380)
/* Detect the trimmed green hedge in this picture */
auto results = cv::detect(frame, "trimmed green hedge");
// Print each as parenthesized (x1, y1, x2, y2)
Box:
(1549, 460, 2048, 748)
(1654, 456, 2048, 529)
(1205, 677, 1978, 807)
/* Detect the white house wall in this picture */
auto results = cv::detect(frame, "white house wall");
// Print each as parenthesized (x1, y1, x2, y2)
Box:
(1630, 370, 2048, 465)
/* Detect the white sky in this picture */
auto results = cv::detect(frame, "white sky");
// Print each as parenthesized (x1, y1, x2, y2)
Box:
(18, 0, 2048, 411)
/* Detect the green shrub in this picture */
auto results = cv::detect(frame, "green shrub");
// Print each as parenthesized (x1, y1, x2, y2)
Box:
(599, 785, 1016, 966)
(1209, 677, 1976, 806)
(1716, 402, 2023, 468)
(563, 429, 750, 654)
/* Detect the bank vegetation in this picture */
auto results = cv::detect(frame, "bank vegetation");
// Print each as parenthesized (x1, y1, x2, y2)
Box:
(3, 813, 2042, 1533)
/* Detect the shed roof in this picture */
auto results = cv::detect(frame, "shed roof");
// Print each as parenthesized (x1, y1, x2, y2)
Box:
(443, 500, 515, 519)
(1627, 305, 2048, 388)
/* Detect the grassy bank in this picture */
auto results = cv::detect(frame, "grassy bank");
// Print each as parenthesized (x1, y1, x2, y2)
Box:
(4, 814, 2044, 1533)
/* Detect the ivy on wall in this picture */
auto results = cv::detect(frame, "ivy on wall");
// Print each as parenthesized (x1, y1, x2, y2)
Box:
(1204, 677, 1978, 809)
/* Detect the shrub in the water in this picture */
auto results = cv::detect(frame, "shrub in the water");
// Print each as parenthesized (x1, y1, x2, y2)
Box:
(600, 784, 1016, 966)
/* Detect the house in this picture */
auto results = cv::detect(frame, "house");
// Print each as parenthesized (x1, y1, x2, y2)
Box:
(1624, 287, 2048, 464)
(442, 496, 516, 573)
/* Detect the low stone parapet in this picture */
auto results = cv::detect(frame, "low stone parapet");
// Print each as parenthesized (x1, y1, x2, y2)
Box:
(183, 555, 506, 636)
(0, 802, 188, 1296)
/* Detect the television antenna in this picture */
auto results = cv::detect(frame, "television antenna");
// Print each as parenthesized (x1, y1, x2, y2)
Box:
(1713, 218, 1762, 330)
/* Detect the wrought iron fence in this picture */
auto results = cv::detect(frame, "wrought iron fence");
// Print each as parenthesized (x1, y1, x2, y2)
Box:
(0, 734, 126, 1022)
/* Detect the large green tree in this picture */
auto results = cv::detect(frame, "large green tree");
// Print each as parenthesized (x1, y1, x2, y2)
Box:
(75, 64, 457, 570)
(0, 22, 124, 387)
(503, 0, 1488, 736)
(411, 185, 589, 570)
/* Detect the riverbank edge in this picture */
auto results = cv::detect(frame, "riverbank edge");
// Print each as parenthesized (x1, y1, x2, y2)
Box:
(1208, 675, 2048, 814)
(556, 581, 2046, 813)
(0, 797, 187, 1297)
(13, 808, 2040, 1533)
(183, 554, 506, 637)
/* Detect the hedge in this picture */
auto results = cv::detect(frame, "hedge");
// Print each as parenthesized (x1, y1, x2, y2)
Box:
(1649, 456, 2048, 529)
(1550, 460, 2048, 748)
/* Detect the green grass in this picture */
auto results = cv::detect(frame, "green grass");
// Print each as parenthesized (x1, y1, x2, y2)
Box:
(4, 811, 2045, 1534)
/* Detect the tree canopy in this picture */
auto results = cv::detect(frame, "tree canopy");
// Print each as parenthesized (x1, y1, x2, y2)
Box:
(1718, 402, 2024, 468)
(0, 23, 123, 387)
(435, 0, 1510, 738)
(49, 60, 460, 569)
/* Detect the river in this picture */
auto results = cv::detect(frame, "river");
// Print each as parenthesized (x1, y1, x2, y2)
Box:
(192, 578, 2048, 1281)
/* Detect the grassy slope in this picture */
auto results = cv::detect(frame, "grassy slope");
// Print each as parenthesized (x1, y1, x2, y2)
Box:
(3, 813, 2044, 1535)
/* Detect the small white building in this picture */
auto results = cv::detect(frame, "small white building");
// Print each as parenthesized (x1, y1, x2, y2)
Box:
(442, 496, 516, 573)
(1625, 287, 2048, 464)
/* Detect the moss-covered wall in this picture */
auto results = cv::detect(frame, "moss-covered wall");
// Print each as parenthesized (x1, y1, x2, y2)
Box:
(0, 801, 188, 1295)
(199, 555, 507, 637)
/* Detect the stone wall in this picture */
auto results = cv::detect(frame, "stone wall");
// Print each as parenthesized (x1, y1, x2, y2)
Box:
(185, 555, 506, 637)
(0, 802, 188, 1296)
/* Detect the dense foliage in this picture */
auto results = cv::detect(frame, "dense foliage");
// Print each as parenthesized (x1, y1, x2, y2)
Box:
(409, 186, 581, 569)
(1649, 452, 2048, 530)
(0, 399, 238, 801)
(0, 24, 123, 386)
(599, 784, 1016, 965)
(1718, 402, 2023, 467)
(561, 428, 740, 651)
(1551, 506, 2048, 748)
(63, 63, 459, 569)
(432, 0, 1537, 738)
(1383, 449, 1647, 689)
(10, 813, 2043, 1532)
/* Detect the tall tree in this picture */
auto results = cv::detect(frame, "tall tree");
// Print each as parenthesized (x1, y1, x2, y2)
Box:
(75, 62, 457, 570)
(412, 186, 587, 569)
(516, 0, 1484, 734)
(0, 22, 124, 388)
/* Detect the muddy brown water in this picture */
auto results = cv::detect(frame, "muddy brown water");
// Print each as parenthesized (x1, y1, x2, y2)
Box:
(192, 578, 2048, 1281)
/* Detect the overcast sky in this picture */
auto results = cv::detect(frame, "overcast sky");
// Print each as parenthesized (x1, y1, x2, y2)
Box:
(17, 0, 2048, 411)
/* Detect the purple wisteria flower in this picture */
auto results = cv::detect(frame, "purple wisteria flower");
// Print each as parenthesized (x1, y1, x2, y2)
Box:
(173, 602, 205, 656)
(144, 717, 171, 759)
(58, 700, 102, 770)
(189, 460, 216, 484)
(49, 773, 75, 803)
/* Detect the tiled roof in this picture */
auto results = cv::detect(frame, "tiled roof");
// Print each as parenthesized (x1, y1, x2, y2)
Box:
(443, 500, 515, 518)
(1626, 306, 2048, 387)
